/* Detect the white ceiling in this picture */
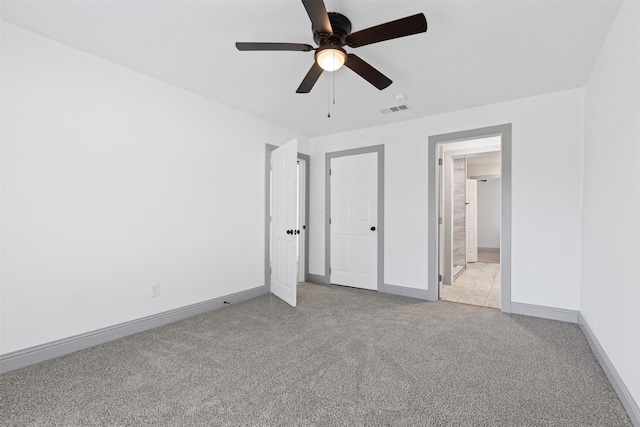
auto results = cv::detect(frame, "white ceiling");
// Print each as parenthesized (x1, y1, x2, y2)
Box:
(1, 0, 622, 137)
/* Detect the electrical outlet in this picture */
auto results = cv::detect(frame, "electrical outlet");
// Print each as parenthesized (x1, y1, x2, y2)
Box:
(151, 283, 160, 297)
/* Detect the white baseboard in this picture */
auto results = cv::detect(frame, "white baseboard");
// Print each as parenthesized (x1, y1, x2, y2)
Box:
(578, 313, 639, 426)
(510, 302, 578, 323)
(0, 285, 269, 374)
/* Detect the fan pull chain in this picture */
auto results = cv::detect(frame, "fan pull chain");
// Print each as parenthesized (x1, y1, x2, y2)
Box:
(327, 84, 331, 118)
(333, 68, 336, 105)
(327, 62, 337, 118)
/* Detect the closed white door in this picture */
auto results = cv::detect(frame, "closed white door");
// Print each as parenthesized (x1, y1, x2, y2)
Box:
(466, 178, 478, 263)
(271, 139, 298, 307)
(330, 152, 378, 290)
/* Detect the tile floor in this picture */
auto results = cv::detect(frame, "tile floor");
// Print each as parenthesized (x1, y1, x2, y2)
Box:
(440, 261, 500, 308)
(477, 250, 500, 263)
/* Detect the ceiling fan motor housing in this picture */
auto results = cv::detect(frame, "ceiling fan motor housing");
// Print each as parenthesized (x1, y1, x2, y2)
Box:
(313, 12, 352, 46)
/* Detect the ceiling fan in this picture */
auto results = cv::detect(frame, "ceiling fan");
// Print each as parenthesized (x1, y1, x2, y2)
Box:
(236, 0, 427, 93)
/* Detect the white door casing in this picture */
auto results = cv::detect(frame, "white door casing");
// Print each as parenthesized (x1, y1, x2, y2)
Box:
(330, 152, 378, 290)
(271, 139, 297, 307)
(466, 178, 478, 263)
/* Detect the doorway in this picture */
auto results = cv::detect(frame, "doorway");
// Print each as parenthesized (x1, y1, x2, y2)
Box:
(441, 151, 502, 308)
(296, 155, 310, 283)
(427, 124, 512, 313)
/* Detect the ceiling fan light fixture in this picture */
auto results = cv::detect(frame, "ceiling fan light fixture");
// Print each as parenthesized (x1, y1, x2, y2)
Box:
(236, 0, 428, 93)
(315, 46, 347, 72)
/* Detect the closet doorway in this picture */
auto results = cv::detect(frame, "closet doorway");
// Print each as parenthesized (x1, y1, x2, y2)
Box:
(441, 151, 502, 308)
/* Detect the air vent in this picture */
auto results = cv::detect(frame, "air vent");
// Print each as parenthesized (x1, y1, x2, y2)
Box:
(380, 104, 410, 114)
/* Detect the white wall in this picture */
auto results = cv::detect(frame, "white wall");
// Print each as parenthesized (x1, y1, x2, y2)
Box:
(309, 88, 585, 310)
(477, 179, 501, 249)
(580, 0, 640, 409)
(0, 22, 306, 354)
(467, 154, 501, 178)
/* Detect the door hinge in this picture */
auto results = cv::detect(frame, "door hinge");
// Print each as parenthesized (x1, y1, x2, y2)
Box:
(438, 274, 442, 282)
(270, 266, 272, 275)
(329, 168, 332, 176)
(438, 158, 443, 166)
(329, 267, 331, 274)
(438, 217, 442, 225)
(329, 218, 331, 225)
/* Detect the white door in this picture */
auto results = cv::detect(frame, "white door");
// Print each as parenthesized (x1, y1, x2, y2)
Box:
(466, 178, 478, 263)
(330, 152, 378, 290)
(271, 139, 298, 307)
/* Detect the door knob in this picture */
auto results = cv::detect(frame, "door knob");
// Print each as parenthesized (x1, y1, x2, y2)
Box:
(295, 230, 300, 235)
(286, 230, 292, 235)
(371, 226, 376, 231)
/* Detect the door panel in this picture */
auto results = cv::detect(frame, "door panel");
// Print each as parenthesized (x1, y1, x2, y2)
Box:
(330, 152, 378, 290)
(271, 139, 297, 307)
(466, 178, 478, 263)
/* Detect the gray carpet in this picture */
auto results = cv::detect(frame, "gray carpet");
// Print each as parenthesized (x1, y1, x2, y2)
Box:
(0, 283, 631, 426)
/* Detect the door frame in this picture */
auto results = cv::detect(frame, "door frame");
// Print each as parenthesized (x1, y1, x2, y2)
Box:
(325, 145, 384, 290)
(297, 155, 310, 283)
(428, 124, 512, 312)
(265, 145, 310, 288)
(465, 178, 478, 263)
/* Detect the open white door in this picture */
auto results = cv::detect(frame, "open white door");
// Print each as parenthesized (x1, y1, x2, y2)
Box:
(271, 139, 298, 307)
(466, 178, 478, 263)
(330, 152, 378, 290)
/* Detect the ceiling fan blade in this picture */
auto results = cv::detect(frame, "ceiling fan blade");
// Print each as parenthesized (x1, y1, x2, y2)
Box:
(302, 0, 332, 34)
(296, 62, 324, 93)
(236, 42, 314, 52)
(345, 54, 392, 90)
(346, 13, 427, 48)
